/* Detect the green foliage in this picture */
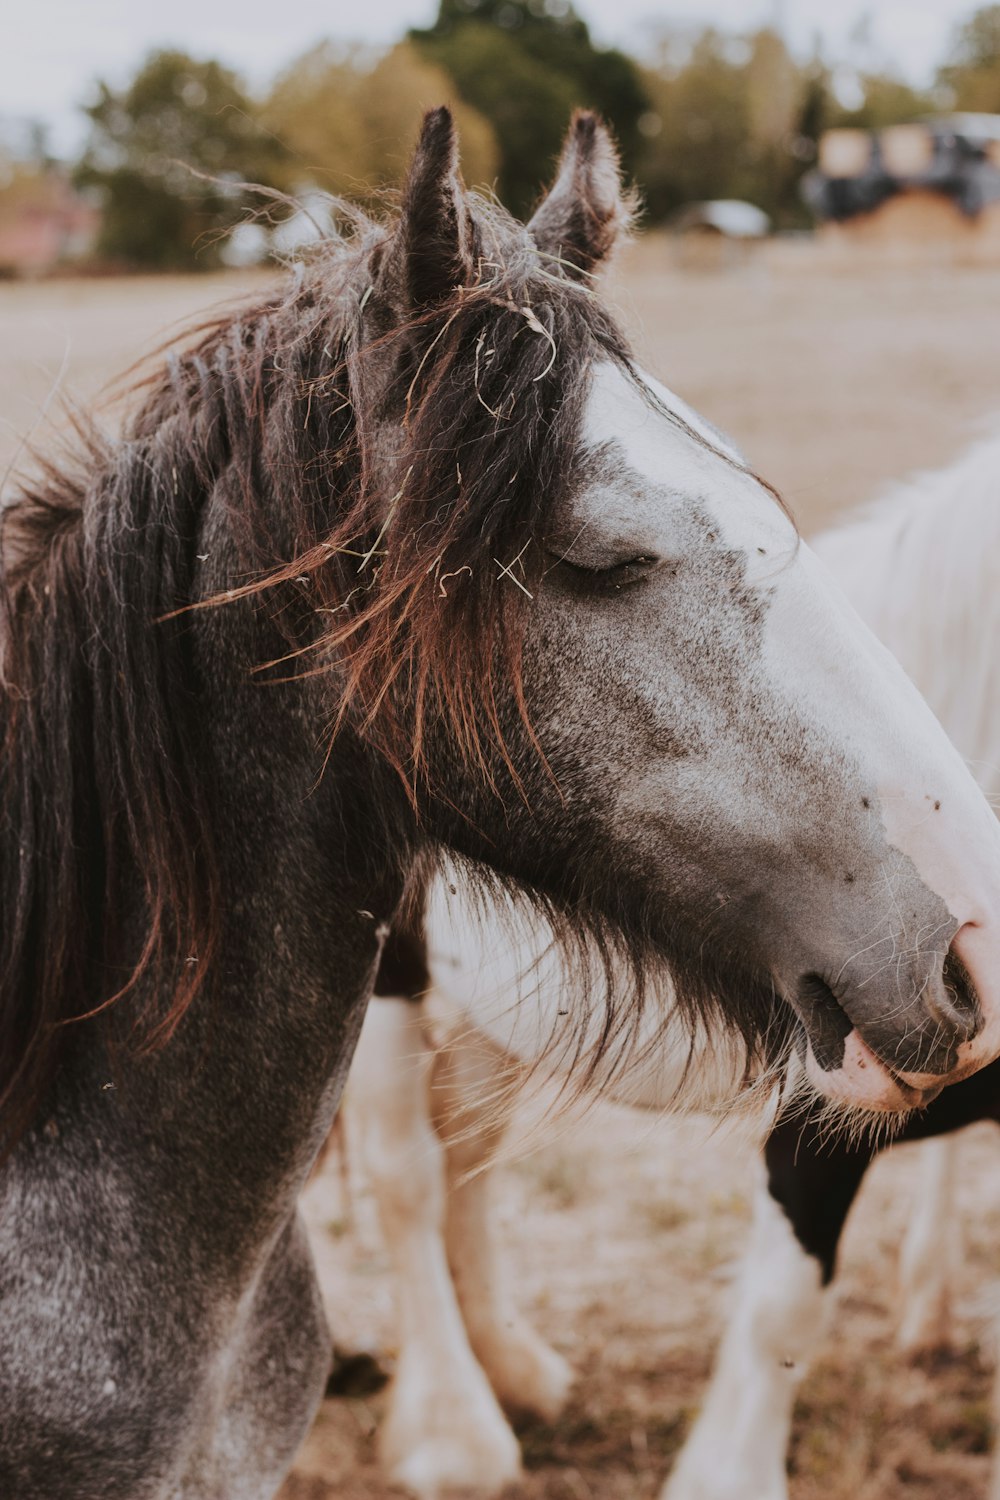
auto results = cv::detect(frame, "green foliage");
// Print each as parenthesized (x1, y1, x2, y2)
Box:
(411, 0, 649, 216)
(76, 50, 286, 269)
(637, 29, 824, 227)
(947, 4, 1000, 70)
(939, 4, 1000, 111)
(635, 23, 953, 228)
(264, 40, 499, 199)
(66, 8, 1000, 269)
(830, 74, 939, 131)
(638, 33, 751, 218)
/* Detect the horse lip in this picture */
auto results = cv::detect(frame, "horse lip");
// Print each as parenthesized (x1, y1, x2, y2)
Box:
(836, 1033, 950, 1108)
(795, 943, 982, 1084)
(803, 1029, 948, 1113)
(881, 1068, 944, 1109)
(846, 1035, 949, 1109)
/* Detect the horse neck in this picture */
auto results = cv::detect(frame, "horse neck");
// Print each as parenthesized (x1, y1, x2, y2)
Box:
(36, 521, 415, 1265)
(54, 742, 405, 1282)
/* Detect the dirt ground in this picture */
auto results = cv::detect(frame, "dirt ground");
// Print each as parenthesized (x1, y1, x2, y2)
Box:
(4, 240, 1000, 1499)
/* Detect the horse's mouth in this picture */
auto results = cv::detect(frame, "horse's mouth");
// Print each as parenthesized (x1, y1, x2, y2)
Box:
(803, 1029, 946, 1112)
(792, 945, 984, 1113)
(878, 1067, 944, 1110)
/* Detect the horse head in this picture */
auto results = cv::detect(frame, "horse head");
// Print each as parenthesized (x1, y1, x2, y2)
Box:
(349, 108, 1000, 1114)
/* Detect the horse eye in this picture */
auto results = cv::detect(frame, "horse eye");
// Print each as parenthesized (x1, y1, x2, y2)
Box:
(548, 552, 661, 592)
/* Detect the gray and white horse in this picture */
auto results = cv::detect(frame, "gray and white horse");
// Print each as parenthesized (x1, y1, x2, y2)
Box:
(5, 106, 1000, 1498)
(344, 427, 1000, 1497)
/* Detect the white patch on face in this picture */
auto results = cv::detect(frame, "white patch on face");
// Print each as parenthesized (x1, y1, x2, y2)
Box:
(576, 360, 1000, 1092)
(584, 362, 1000, 915)
(577, 361, 797, 579)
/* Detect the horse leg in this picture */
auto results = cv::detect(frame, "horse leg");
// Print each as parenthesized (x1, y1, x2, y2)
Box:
(991, 1318, 1000, 1500)
(429, 1017, 575, 1422)
(348, 997, 521, 1498)
(896, 1137, 961, 1356)
(662, 1110, 874, 1500)
(661, 1176, 829, 1500)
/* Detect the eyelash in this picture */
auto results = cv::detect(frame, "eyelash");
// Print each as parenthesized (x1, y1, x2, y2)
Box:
(553, 554, 660, 591)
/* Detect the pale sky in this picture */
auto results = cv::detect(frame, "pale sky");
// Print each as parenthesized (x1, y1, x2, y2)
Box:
(2, 0, 984, 157)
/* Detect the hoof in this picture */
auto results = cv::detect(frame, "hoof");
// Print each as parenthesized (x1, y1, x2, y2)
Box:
(387, 1433, 521, 1499)
(661, 1454, 788, 1500)
(474, 1321, 575, 1423)
(380, 1357, 522, 1499)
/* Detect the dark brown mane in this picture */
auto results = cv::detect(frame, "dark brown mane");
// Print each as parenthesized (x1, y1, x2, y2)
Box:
(0, 174, 635, 1149)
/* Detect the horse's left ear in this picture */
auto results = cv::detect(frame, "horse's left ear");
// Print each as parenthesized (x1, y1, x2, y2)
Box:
(528, 111, 635, 278)
(388, 106, 475, 311)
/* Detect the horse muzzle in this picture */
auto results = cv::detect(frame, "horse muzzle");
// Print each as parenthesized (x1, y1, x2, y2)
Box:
(793, 923, 999, 1113)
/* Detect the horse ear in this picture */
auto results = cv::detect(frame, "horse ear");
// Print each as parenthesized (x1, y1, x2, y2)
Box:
(389, 106, 474, 311)
(528, 111, 635, 278)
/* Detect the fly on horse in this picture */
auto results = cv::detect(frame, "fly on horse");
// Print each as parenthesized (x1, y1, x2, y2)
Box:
(4, 110, 1000, 1500)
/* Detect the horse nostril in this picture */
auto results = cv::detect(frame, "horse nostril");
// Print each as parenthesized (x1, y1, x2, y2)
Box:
(942, 946, 982, 1038)
(796, 972, 853, 1071)
(796, 948, 982, 1081)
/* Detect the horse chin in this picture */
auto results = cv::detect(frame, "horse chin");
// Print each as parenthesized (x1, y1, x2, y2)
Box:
(804, 1030, 945, 1114)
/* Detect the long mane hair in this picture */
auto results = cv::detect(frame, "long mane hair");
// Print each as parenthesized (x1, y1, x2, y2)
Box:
(0, 110, 665, 1148)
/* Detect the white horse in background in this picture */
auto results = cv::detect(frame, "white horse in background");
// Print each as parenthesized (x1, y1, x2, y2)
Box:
(338, 428, 1000, 1500)
(664, 430, 1000, 1500)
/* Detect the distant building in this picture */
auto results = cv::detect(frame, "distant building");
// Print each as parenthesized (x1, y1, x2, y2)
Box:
(804, 117, 1000, 260)
(0, 164, 100, 275)
(672, 199, 771, 270)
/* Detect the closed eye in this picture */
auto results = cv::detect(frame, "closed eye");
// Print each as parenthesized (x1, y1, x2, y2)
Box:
(546, 551, 662, 593)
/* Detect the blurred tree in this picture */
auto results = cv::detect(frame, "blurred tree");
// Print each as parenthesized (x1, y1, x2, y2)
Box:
(264, 44, 366, 188)
(747, 28, 798, 151)
(72, 12, 979, 261)
(938, 5, 1000, 111)
(791, 64, 830, 169)
(76, 50, 286, 269)
(745, 29, 810, 220)
(411, 0, 649, 216)
(264, 40, 498, 198)
(831, 73, 939, 130)
(635, 25, 942, 227)
(637, 30, 752, 220)
(638, 28, 827, 224)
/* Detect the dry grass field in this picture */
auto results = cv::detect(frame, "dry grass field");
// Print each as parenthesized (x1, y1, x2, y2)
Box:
(4, 239, 1000, 1499)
